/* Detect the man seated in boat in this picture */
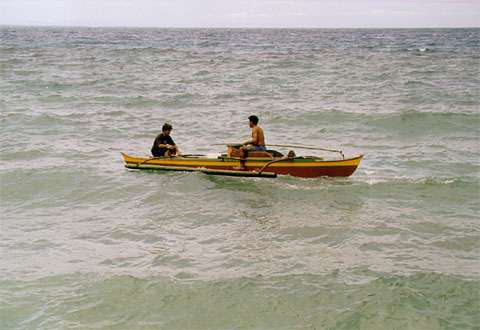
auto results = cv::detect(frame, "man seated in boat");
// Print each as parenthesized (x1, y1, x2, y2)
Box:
(151, 123, 181, 157)
(235, 115, 266, 170)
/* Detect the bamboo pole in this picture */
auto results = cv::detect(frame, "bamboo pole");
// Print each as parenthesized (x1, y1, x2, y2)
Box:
(267, 144, 344, 158)
(126, 164, 277, 178)
(212, 143, 344, 159)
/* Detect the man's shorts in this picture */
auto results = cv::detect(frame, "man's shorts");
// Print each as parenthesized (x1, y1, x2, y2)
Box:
(152, 147, 176, 157)
(250, 145, 266, 151)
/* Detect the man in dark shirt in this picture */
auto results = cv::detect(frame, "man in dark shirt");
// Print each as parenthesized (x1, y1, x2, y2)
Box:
(151, 123, 181, 157)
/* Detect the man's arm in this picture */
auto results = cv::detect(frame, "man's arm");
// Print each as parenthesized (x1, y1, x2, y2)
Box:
(157, 136, 176, 150)
(243, 128, 259, 145)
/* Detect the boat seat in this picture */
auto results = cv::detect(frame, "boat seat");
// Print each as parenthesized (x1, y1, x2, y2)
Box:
(246, 151, 274, 158)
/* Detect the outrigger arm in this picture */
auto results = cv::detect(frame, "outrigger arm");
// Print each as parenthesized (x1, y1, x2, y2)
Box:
(128, 161, 277, 178)
(256, 156, 296, 175)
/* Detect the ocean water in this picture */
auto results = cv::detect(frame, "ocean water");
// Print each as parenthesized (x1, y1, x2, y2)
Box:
(0, 26, 479, 329)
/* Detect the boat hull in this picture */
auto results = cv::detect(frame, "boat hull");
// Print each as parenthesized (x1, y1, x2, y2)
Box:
(121, 153, 363, 178)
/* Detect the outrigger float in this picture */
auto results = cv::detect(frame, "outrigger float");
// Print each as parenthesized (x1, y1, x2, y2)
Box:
(122, 144, 363, 178)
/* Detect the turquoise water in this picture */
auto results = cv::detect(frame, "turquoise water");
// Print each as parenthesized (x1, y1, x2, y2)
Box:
(1, 27, 479, 329)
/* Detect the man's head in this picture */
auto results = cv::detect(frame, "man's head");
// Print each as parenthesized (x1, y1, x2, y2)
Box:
(248, 115, 259, 126)
(162, 123, 173, 132)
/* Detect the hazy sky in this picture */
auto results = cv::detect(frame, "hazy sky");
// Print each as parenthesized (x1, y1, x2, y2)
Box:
(0, 0, 479, 28)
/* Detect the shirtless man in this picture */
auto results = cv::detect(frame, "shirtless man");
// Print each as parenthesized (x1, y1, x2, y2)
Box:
(236, 115, 266, 170)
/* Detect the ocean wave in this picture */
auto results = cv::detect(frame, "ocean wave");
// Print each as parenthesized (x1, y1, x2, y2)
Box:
(123, 96, 159, 108)
(1, 272, 477, 329)
(404, 79, 435, 86)
(269, 109, 478, 137)
(313, 272, 479, 329)
(158, 94, 204, 108)
(364, 110, 478, 134)
(18, 113, 91, 128)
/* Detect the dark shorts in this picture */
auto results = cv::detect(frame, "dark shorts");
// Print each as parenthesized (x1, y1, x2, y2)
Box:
(152, 147, 176, 157)
(250, 145, 266, 151)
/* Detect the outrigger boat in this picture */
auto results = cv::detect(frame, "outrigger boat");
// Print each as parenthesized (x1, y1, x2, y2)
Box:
(122, 144, 363, 178)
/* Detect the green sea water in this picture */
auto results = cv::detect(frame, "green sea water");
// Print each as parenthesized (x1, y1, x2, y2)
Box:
(1, 27, 479, 329)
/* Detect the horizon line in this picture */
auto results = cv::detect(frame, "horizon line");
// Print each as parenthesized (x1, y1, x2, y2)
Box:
(2, 24, 479, 30)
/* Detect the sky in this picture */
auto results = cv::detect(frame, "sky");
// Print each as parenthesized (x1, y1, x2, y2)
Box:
(0, 0, 479, 28)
